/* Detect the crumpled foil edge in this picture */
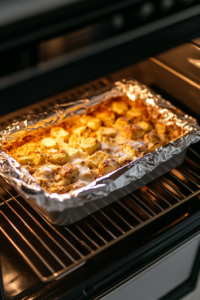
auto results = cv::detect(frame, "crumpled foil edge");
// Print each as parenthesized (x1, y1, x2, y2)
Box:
(0, 79, 200, 212)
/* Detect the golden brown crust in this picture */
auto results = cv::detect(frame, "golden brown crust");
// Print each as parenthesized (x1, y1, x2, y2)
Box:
(94, 110, 115, 126)
(144, 132, 160, 144)
(48, 150, 69, 165)
(115, 117, 129, 127)
(121, 124, 145, 139)
(98, 158, 120, 176)
(59, 163, 79, 178)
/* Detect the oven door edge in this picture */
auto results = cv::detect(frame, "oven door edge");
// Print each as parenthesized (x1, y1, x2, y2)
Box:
(94, 232, 200, 300)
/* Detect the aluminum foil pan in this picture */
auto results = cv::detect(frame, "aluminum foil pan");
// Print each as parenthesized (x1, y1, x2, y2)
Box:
(0, 80, 199, 215)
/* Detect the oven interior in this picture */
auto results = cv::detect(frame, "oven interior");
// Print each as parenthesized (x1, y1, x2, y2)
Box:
(0, 38, 200, 300)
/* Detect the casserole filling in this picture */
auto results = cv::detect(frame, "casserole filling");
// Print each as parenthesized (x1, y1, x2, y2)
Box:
(3, 95, 185, 194)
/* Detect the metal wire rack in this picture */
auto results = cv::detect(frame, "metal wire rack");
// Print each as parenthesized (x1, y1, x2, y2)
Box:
(0, 78, 200, 283)
(0, 144, 200, 282)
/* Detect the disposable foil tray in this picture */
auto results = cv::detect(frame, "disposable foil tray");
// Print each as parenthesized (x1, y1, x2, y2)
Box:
(0, 80, 199, 225)
(29, 149, 187, 225)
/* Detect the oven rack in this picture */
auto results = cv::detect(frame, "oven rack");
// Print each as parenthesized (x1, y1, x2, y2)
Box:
(0, 144, 200, 283)
(0, 78, 200, 283)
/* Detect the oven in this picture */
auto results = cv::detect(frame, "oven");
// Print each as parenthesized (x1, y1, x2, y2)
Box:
(1, 1, 200, 300)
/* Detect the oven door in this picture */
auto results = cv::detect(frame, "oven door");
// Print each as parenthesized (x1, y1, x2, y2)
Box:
(95, 234, 200, 300)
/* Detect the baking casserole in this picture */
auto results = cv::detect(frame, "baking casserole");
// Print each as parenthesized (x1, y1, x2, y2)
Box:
(2, 88, 186, 195)
(0, 80, 199, 225)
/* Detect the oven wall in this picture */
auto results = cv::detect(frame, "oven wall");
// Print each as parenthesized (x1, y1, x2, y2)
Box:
(109, 43, 200, 118)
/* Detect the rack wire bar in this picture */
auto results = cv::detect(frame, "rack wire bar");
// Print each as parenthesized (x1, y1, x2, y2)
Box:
(0, 79, 200, 283)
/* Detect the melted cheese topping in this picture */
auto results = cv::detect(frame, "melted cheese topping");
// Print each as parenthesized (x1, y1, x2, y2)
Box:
(3, 96, 185, 194)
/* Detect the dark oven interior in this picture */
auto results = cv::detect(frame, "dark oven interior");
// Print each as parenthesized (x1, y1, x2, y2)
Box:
(1, 1, 200, 300)
(1, 52, 200, 300)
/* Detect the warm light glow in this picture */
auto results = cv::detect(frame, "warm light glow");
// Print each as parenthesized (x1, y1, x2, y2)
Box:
(146, 98, 155, 105)
(127, 92, 135, 101)
(4, 272, 23, 296)
(188, 58, 200, 68)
